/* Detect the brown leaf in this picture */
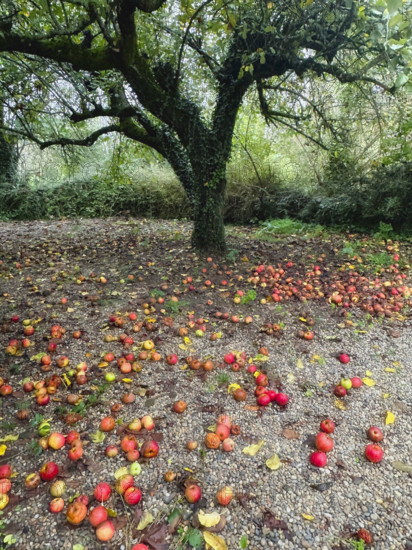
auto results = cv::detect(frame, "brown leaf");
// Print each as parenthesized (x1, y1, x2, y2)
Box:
(336, 459, 349, 470)
(236, 492, 253, 509)
(263, 509, 288, 531)
(141, 522, 169, 550)
(114, 515, 128, 530)
(282, 428, 299, 440)
(244, 405, 259, 411)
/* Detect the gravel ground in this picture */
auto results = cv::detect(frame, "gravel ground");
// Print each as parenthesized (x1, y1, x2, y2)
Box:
(0, 218, 411, 550)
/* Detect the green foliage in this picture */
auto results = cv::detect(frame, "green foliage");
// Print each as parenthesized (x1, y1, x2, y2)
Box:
(239, 535, 248, 549)
(241, 289, 257, 304)
(257, 218, 326, 238)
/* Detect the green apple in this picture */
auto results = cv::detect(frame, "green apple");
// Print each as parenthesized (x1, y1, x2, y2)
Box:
(195, 330, 204, 338)
(340, 378, 352, 390)
(130, 462, 141, 476)
(105, 372, 116, 382)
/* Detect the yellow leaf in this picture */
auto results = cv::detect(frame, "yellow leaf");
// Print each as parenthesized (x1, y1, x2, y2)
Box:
(184, 467, 194, 473)
(266, 454, 282, 470)
(334, 399, 346, 410)
(302, 513, 314, 521)
(98, 361, 108, 368)
(0, 445, 6, 456)
(385, 368, 396, 373)
(91, 430, 106, 444)
(203, 532, 228, 550)
(63, 373, 71, 386)
(228, 383, 241, 394)
(287, 373, 295, 383)
(365, 370, 373, 377)
(299, 317, 307, 322)
(180, 364, 189, 370)
(67, 307, 74, 313)
(383, 393, 390, 399)
(179, 344, 188, 350)
(137, 511, 154, 531)
(137, 388, 147, 396)
(0, 435, 18, 443)
(122, 378, 133, 383)
(207, 424, 217, 432)
(385, 411, 395, 425)
(114, 466, 129, 480)
(296, 358, 304, 369)
(242, 440, 264, 456)
(362, 377, 376, 387)
(198, 510, 221, 527)
(107, 508, 117, 517)
(184, 337, 192, 345)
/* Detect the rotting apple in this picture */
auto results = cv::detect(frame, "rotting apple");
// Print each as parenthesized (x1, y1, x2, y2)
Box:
(66, 501, 87, 525)
(50, 480, 66, 497)
(96, 519, 115, 542)
(25, 473, 41, 489)
(173, 400, 187, 413)
(115, 474, 134, 495)
(334, 386, 347, 398)
(100, 416, 116, 432)
(140, 440, 159, 459)
(217, 486, 234, 506)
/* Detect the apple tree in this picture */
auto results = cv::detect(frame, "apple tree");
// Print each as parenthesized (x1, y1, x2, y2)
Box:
(0, 0, 410, 252)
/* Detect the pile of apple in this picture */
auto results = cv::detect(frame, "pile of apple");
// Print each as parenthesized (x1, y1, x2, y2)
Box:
(310, 419, 335, 467)
(21, 374, 63, 408)
(101, 415, 159, 461)
(0, 464, 13, 511)
(204, 415, 239, 452)
(365, 426, 384, 463)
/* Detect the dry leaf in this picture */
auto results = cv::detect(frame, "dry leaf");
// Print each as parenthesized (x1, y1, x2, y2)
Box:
(385, 367, 396, 373)
(0, 445, 6, 456)
(362, 377, 376, 387)
(0, 435, 18, 442)
(334, 399, 346, 410)
(302, 513, 314, 521)
(228, 384, 241, 394)
(91, 430, 106, 443)
(244, 405, 259, 411)
(282, 428, 299, 440)
(296, 358, 304, 369)
(392, 461, 412, 473)
(198, 510, 221, 528)
(385, 411, 395, 425)
(242, 440, 264, 456)
(137, 511, 154, 531)
(266, 454, 282, 470)
(365, 370, 373, 376)
(286, 373, 295, 383)
(114, 466, 129, 480)
(203, 531, 228, 550)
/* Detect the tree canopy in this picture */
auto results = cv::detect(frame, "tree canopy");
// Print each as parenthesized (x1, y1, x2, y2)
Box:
(0, 0, 411, 251)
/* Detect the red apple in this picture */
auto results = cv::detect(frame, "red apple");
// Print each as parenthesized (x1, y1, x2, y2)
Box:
(320, 419, 335, 434)
(76, 494, 89, 506)
(310, 451, 327, 468)
(57, 356, 69, 368)
(257, 394, 271, 406)
(66, 430, 80, 445)
(100, 416, 115, 432)
(140, 440, 159, 458)
(68, 445, 83, 461)
(224, 353, 235, 364)
(131, 545, 149, 550)
(222, 438, 235, 452)
(351, 377, 362, 388)
(215, 423, 230, 441)
(217, 415, 231, 428)
(105, 445, 119, 458)
(89, 505, 108, 527)
(25, 472, 41, 489)
(49, 497, 64, 513)
(115, 474, 134, 495)
(185, 483, 201, 503)
(96, 520, 115, 542)
(124, 486, 142, 505)
(248, 364, 257, 374)
(367, 426, 383, 443)
(217, 486, 234, 506)
(365, 444, 384, 463)
(94, 482, 111, 502)
(141, 415, 154, 430)
(40, 461, 59, 481)
(267, 390, 277, 402)
(121, 435, 138, 453)
(0, 465, 12, 479)
(37, 394, 50, 406)
(255, 385, 268, 397)
(23, 381, 34, 393)
(0, 479, 11, 494)
(0, 385, 12, 396)
(167, 354, 178, 365)
(334, 386, 347, 397)
(315, 432, 334, 453)
(126, 450, 140, 462)
(275, 393, 289, 406)
(127, 419, 142, 433)
(339, 353, 350, 364)
(48, 432, 65, 450)
(255, 373, 268, 387)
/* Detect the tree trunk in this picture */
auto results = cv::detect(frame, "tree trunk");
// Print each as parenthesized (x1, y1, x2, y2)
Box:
(0, 106, 17, 183)
(190, 165, 227, 254)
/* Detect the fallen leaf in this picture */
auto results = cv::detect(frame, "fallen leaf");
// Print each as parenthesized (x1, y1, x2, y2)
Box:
(302, 513, 314, 521)
(90, 430, 106, 443)
(137, 511, 154, 530)
(0, 435, 18, 442)
(266, 454, 282, 471)
(383, 393, 390, 399)
(362, 377, 376, 387)
(296, 358, 304, 369)
(282, 428, 299, 440)
(107, 508, 117, 517)
(385, 411, 395, 425)
(0, 445, 7, 456)
(242, 440, 264, 456)
(114, 466, 129, 480)
(227, 384, 241, 394)
(198, 510, 221, 528)
(263, 510, 288, 531)
(286, 373, 295, 383)
(392, 461, 412, 473)
(244, 405, 259, 411)
(385, 367, 396, 373)
(365, 370, 373, 377)
(334, 399, 346, 410)
(203, 531, 228, 550)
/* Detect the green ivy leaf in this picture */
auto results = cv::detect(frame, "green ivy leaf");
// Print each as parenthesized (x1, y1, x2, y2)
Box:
(188, 528, 203, 548)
